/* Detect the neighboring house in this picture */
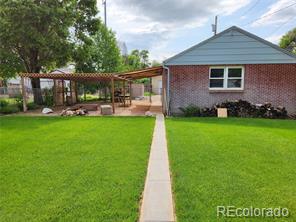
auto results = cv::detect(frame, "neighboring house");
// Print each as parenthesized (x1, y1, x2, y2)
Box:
(163, 26, 296, 115)
(152, 76, 162, 95)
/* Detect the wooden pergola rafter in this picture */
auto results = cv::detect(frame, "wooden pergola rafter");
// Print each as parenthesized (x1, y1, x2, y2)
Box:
(118, 66, 163, 80)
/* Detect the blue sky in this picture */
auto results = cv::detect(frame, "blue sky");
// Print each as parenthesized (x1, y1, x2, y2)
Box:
(97, 0, 296, 61)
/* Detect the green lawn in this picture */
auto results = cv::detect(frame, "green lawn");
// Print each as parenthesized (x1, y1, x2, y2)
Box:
(0, 116, 154, 221)
(166, 118, 296, 222)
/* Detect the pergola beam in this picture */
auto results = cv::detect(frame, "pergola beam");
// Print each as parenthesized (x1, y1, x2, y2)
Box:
(19, 66, 163, 82)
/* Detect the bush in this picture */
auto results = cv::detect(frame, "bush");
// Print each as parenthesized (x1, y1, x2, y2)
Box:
(0, 104, 20, 114)
(14, 94, 24, 110)
(27, 102, 39, 110)
(179, 104, 200, 117)
(43, 88, 54, 107)
(0, 100, 9, 108)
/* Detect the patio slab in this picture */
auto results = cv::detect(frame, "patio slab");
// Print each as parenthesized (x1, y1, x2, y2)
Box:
(139, 114, 175, 222)
(14, 96, 162, 116)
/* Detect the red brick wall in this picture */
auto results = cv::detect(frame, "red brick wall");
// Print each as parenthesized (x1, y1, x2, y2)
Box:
(165, 64, 296, 114)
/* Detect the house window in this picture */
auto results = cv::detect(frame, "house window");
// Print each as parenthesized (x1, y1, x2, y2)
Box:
(209, 66, 244, 90)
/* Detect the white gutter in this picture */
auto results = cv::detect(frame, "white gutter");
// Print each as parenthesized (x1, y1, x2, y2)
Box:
(162, 65, 170, 116)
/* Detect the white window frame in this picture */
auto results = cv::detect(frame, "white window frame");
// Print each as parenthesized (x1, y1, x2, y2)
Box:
(209, 66, 244, 90)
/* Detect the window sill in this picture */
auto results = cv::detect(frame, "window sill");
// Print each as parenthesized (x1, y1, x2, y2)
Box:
(209, 89, 244, 93)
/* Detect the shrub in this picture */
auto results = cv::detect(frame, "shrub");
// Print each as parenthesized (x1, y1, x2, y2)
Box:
(14, 94, 24, 110)
(27, 102, 39, 110)
(179, 104, 200, 117)
(0, 100, 9, 108)
(0, 104, 20, 114)
(43, 88, 54, 107)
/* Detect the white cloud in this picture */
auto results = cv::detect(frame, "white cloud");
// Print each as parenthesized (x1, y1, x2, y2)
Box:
(251, 0, 296, 27)
(97, 0, 251, 60)
(265, 34, 283, 44)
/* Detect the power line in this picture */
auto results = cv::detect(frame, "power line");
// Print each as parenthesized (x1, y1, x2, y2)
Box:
(267, 15, 296, 36)
(242, 2, 296, 26)
(240, 0, 261, 17)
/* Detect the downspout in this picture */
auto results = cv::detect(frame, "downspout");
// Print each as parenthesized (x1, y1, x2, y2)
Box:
(163, 65, 170, 116)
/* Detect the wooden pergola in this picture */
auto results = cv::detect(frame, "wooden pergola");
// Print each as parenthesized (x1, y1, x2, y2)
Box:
(19, 66, 163, 114)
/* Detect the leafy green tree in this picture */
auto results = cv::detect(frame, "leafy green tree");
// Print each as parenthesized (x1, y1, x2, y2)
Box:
(0, 47, 23, 79)
(74, 24, 122, 99)
(122, 49, 152, 71)
(0, 0, 99, 104)
(127, 50, 142, 70)
(75, 24, 121, 73)
(140, 50, 150, 68)
(279, 28, 296, 54)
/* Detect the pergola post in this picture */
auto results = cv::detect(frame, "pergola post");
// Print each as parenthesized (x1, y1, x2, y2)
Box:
(129, 81, 132, 105)
(111, 77, 115, 114)
(149, 77, 152, 103)
(123, 80, 126, 107)
(53, 79, 56, 106)
(83, 84, 87, 101)
(75, 81, 78, 103)
(69, 80, 72, 105)
(62, 80, 65, 105)
(21, 77, 28, 112)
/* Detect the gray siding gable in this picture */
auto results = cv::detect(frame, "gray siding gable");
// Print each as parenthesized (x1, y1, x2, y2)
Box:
(164, 26, 296, 65)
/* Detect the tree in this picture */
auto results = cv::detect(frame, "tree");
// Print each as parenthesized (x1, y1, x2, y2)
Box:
(279, 28, 296, 54)
(122, 49, 152, 71)
(127, 50, 142, 70)
(140, 50, 150, 68)
(0, 0, 99, 104)
(74, 24, 122, 73)
(74, 24, 122, 100)
(0, 47, 23, 79)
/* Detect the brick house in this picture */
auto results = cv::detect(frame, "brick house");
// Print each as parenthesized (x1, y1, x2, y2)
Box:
(162, 26, 296, 115)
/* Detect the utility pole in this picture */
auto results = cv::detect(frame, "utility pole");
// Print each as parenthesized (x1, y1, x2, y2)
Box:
(102, 0, 107, 26)
(212, 15, 218, 35)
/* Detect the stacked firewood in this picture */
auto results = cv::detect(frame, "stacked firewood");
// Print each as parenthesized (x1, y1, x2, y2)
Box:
(200, 107, 216, 117)
(60, 107, 88, 116)
(214, 100, 287, 118)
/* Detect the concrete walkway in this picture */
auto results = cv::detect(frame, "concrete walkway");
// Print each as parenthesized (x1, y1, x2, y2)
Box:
(139, 114, 175, 222)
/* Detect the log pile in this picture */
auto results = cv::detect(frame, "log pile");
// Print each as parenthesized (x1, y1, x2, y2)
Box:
(60, 107, 88, 116)
(214, 100, 287, 118)
(187, 100, 289, 118)
(200, 107, 216, 117)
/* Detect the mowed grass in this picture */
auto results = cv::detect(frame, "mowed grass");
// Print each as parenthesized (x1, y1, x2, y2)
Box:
(0, 116, 155, 221)
(166, 118, 296, 222)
